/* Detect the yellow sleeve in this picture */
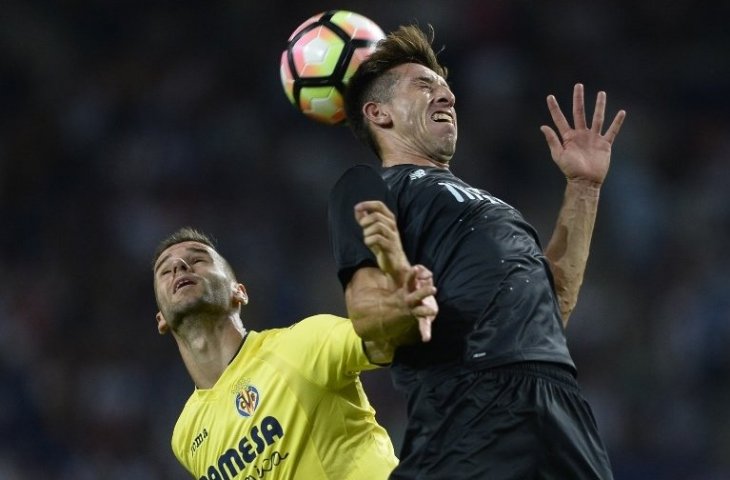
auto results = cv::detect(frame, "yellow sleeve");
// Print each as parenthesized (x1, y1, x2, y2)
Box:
(282, 314, 379, 389)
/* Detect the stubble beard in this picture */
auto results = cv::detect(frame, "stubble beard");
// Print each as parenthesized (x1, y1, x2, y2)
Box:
(166, 287, 230, 332)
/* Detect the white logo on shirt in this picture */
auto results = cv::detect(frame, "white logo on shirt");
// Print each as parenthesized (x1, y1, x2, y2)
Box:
(409, 169, 427, 180)
(438, 181, 510, 206)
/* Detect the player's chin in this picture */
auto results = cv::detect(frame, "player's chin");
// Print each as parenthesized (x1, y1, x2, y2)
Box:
(433, 146, 455, 165)
(429, 132, 456, 157)
(431, 119, 456, 135)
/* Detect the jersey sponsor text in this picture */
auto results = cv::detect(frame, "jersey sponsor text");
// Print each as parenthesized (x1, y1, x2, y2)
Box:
(198, 415, 286, 480)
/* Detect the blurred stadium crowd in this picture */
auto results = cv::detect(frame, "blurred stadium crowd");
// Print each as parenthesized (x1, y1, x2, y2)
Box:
(1, 1, 728, 478)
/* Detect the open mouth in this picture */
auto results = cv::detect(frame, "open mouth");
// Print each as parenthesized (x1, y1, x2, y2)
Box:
(431, 111, 454, 124)
(174, 278, 195, 293)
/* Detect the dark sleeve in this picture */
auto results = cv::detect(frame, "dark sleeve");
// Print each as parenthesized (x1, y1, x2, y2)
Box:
(327, 164, 394, 289)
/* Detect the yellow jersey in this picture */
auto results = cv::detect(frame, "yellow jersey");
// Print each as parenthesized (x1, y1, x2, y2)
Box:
(171, 314, 398, 479)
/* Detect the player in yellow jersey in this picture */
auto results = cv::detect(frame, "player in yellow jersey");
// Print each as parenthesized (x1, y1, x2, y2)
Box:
(152, 227, 437, 479)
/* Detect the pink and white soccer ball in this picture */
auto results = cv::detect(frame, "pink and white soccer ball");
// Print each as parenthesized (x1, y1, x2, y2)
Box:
(280, 10, 385, 125)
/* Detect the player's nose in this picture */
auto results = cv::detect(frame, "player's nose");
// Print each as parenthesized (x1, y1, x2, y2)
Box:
(435, 85, 455, 107)
(172, 257, 190, 274)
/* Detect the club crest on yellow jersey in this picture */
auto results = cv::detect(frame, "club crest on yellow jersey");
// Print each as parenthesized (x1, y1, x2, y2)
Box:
(233, 378, 260, 417)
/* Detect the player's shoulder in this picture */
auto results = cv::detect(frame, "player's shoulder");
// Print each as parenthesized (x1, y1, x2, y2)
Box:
(330, 163, 388, 202)
(259, 315, 358, 368)
(269, 314, 354, 350)
(288, 314, 351, 334)
(258, 314, 350, 342)
(334, 163, 381, 183)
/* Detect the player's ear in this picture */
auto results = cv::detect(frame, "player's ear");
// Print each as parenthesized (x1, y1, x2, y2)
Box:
(232, 283, 249, 307)
(363, 101, 391, 127)
(156, 312, 169, 335)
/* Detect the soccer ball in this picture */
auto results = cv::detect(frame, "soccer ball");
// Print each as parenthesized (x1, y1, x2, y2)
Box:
(280, 10, 385, 125)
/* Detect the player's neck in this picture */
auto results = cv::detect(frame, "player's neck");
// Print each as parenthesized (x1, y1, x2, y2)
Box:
(380, 150, 450, 169)
(174, 314, 247, 389)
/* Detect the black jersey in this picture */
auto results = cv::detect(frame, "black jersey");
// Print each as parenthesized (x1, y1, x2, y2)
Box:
(328, 164, 575, 389)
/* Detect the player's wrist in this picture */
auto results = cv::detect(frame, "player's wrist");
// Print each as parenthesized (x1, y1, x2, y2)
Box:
(565, 177, 602, 196)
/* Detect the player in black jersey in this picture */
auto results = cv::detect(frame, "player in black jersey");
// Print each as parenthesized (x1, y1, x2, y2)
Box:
(328, 25, 626, 479)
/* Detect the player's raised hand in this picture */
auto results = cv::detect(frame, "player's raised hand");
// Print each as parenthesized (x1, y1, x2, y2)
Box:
(540, 83, 626, 186)
(355, 200, 410, 286)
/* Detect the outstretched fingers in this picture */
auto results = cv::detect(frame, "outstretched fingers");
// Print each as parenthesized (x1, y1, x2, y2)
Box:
(546, 93, 571, 139)
(591, 91, 606, 133)
(545, 85, 627, 146)
(540, 124, 562, 161)
(589, 89, 627, 143)
(572, 83, 587, 130)
(603, 109, 627, 144)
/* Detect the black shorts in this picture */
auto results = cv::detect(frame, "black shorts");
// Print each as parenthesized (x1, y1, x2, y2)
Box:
(389, 362, 614, 480)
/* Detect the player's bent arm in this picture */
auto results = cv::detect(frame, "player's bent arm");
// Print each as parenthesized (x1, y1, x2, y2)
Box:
(355, 200, 411, 287)
(345, 266, 423, 346)
(544, 178, 600, 328)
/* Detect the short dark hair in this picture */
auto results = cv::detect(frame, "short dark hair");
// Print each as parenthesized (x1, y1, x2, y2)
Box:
(344, 24, 448, 157)
(152, 227, 218, 271)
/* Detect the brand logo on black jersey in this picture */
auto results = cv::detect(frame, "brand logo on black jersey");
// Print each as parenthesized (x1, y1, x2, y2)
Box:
(409, 169, 427, 180)
(234, 378, 260, 417)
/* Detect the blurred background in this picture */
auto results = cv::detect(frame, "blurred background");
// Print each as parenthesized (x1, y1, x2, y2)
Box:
(1, 0, 729, 478)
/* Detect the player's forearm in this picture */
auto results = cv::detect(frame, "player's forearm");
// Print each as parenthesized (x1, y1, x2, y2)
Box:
(544, 179, 601, 327)
(345, 281, 420, 345)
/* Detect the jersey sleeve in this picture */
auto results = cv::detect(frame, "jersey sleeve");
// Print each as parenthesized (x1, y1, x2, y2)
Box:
(327, 164, 394, 288)
(286, 314, 380, 389)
